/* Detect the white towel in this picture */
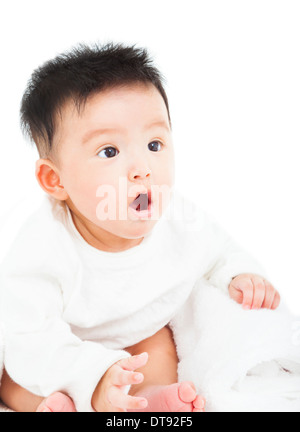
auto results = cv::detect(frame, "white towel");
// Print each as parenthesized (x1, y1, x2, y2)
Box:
(169, 278, 300, 412)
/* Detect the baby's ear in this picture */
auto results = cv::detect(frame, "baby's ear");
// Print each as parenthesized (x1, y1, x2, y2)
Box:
(35, 159, 69, 201)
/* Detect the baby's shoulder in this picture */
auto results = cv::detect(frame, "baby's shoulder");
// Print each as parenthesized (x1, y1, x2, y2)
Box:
(0, 196, 75, 271)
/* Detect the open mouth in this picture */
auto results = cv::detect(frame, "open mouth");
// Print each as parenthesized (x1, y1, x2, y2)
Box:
(129, 191, 152, 212)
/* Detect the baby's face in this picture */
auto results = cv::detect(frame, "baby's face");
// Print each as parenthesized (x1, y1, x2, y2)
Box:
(53, 82, 175, 240)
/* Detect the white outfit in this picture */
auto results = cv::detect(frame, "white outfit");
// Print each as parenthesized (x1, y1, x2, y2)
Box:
(0, 189, 264, 411)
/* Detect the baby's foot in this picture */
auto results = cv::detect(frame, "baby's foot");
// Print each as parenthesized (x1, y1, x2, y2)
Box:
(36, 392, 77, 412)
(130, 382, 205, 412)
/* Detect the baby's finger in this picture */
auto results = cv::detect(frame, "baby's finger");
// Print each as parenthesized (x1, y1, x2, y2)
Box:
(111, 368, 144, 387)
(230, 277, 254, 309)
(117, 352, 149, 372)
(262, 282, 276, 309)
(107, 386, 148, 410)
(251, 276, 266, 309)
(237, 279, 254, 309)
(228, 284, 243, 304)
(271, 291, 281, 310)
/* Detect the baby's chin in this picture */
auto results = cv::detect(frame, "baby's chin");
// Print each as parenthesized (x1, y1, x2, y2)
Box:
(99, 218, 159, 241)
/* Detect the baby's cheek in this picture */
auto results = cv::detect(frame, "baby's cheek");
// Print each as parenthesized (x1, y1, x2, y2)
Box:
(68, 175, 101, 221)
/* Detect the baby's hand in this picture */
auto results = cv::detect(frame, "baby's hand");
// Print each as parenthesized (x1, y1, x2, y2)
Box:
(91, 352, 149, 412)
(228, 273, 280, 310)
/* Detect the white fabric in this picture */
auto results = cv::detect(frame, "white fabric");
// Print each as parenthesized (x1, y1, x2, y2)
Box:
(0, 189, 264, 411)
(170, 278, 300, 412)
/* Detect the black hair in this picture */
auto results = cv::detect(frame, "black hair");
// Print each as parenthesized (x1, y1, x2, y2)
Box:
(20, 41, 171, 158)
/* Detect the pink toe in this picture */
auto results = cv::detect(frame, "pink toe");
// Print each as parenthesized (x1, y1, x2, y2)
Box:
(38, 406, 52, 413)
(178, 382, 197, 403)
(36, 392, 76, 413)
(36, 401, 52, 412)
(187, 381, 197, 392)
(193, 395, 206, 410)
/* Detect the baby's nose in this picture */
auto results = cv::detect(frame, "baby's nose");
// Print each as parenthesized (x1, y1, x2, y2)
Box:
(128, 165, 152, 181)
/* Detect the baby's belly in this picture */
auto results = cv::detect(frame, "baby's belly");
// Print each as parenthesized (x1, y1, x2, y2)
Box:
(69, 280, 195, 350)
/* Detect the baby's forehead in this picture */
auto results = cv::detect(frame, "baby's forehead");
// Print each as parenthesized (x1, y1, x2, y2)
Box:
(56, 84, 169, 137)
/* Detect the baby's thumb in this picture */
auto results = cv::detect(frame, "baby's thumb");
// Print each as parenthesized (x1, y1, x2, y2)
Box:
(118, 352, 149, 371)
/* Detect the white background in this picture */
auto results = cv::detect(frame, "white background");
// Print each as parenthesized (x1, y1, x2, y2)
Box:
(0, 0, 299, 314)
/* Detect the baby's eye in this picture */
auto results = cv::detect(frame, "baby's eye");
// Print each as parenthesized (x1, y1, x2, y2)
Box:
(148, 141, 162, 152)
(97, 147, 119, 158)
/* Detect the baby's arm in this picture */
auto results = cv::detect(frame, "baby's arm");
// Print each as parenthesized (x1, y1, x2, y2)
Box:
(0, 269, 132, 412)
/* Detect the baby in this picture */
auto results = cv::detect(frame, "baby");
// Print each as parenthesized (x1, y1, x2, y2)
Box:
(0, 42, 280, 412)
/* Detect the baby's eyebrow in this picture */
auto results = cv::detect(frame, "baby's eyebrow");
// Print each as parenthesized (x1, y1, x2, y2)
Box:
(82, 120, 170, 145)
